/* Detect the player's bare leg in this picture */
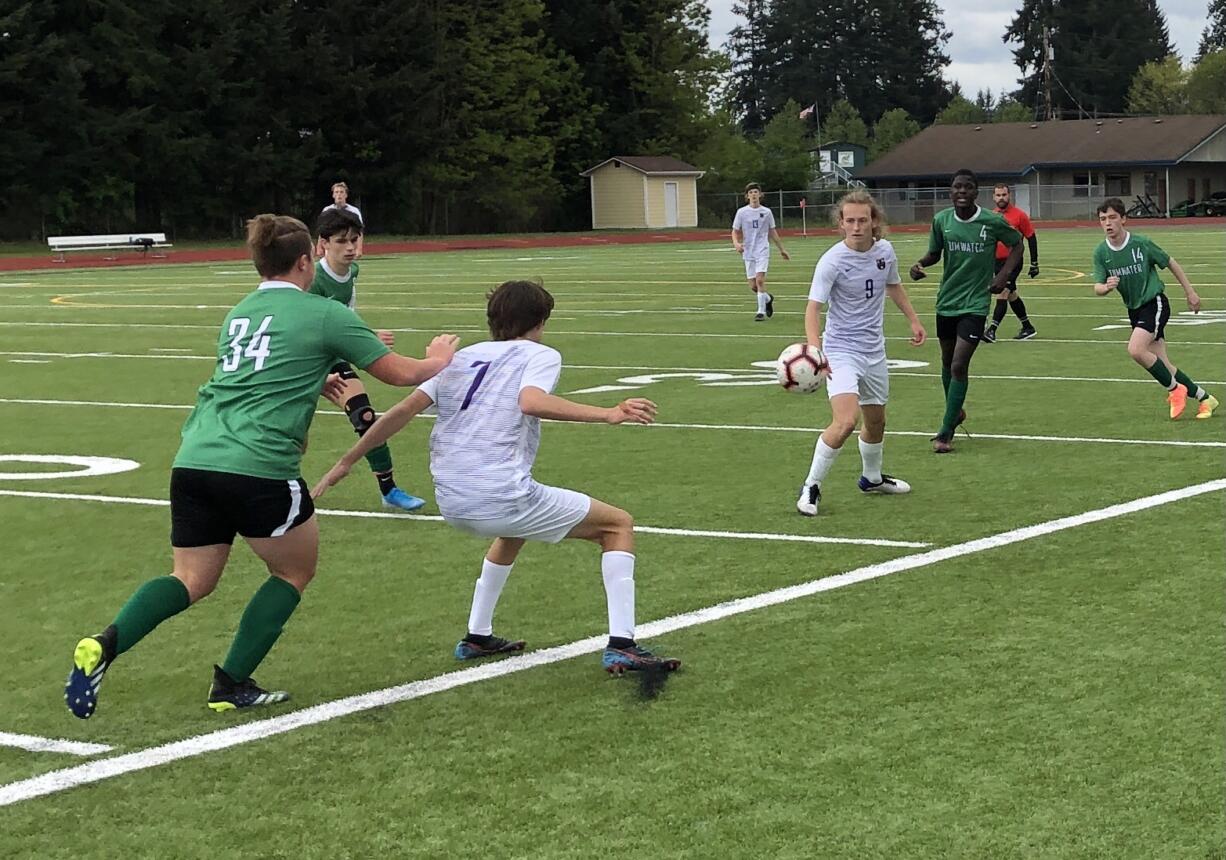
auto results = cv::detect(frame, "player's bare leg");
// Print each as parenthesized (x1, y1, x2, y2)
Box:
(455, 537, 528, 660)
(327, 371, 423, 510)
(751, 272, 773, 321)
(857, 404, 909, 494)
(797, 393, 858, 516)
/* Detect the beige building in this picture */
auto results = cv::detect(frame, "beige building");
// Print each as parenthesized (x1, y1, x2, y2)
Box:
(581, 156, 705, 228)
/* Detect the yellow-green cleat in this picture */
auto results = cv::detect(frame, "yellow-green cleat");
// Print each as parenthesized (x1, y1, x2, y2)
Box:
(65, 637, 110, 720)
(207, 665, 290, 713)
(1197, 394, 1219, 420)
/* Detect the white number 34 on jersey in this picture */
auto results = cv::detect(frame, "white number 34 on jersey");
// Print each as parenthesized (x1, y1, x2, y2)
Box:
(222, 315, 274, 372)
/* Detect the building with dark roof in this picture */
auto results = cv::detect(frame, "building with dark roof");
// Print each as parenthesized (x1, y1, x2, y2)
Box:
(858, 115, 1226, 219)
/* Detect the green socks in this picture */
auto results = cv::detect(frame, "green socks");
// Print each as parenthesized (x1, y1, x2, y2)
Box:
(221, 576, 302, 683)
(1145, 358, 1173, 387)
(112, 576, 191, 655)
(941, 366, 952, 397)
(1174, 369, 1207, 401)
(365, 442, 393, 475)
(940, 379, 969, 436)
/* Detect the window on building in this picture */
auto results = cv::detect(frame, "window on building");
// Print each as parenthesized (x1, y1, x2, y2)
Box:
(1072, 171, 1095, 198)
(1144, 172, 1158, 196)
(1104, 173, 1131, 197)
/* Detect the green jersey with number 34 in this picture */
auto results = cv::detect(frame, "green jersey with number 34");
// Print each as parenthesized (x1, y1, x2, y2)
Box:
(928, 206, 1021, 317)
(174, 281, 390, 479)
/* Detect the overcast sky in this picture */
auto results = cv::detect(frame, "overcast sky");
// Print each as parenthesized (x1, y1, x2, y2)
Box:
(706, 0, 1209, 101)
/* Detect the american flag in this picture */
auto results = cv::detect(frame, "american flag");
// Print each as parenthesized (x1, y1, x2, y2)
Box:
(798, 103, 815, 120)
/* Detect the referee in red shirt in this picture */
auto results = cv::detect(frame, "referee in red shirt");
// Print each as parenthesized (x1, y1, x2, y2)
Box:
(984, 183, 1039, 342)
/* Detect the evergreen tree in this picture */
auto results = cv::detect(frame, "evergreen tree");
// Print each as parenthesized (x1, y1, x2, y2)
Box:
(819, 100, 869, 147)
(758, 99, 811, 190)
(869, 108, 921, 159)
(1004, 0, 1173, 116)
(1198, 0, 1226, 60)
(935, 96, 986, 125)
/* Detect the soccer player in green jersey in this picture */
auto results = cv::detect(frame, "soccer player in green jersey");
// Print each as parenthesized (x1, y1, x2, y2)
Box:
(909, 169, 1022, 453)
(1092, 197, 1217, 419)
(312, 208, 425, 511)
(63, 214, 458, 717)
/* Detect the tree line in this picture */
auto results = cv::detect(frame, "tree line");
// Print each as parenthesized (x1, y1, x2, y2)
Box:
(1, 0, 1223, 240)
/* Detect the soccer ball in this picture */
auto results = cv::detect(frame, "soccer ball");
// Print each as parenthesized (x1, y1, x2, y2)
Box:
(776, 343, 827, 393)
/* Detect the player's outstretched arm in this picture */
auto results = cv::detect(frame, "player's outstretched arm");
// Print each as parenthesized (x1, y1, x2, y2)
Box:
(1027, 234, 1040, 278)
(365, 334, 459, 386)
(519, 387, 657, 425)
(1166, 258, 1201, 312)
(312, 389, 435, 499)
(886, 283, 926, 346)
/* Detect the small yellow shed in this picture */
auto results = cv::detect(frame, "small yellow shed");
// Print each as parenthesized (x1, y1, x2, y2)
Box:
(580, 156, 705, 229)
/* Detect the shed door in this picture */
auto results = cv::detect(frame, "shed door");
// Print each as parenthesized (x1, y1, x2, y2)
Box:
(664, 182, 679, 227)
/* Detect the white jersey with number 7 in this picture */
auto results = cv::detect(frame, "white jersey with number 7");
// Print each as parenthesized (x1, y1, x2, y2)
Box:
(416, 339, 562, 519)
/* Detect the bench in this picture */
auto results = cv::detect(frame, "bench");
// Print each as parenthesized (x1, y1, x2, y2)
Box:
(47, 233, 173, 262)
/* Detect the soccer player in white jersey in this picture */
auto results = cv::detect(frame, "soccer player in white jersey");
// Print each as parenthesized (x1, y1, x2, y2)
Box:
(732, 182, 790, 321)
(321, 182, 364, 257)
(797, 191, 926, 516)
(313, 280, 681, 675)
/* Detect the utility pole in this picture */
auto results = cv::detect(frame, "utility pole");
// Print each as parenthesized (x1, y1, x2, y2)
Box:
(1041, 27, 1055, 120)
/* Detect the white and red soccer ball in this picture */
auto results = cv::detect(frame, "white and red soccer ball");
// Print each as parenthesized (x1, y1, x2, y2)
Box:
(775, 343, 827, 393)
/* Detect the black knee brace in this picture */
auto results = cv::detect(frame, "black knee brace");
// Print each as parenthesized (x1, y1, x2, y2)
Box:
(344, 393, 377, 436)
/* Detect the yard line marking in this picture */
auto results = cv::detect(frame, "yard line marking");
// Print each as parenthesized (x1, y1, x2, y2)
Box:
(0, 490, 927, 548)
(8, 359, 50, 364)
(0, 732, 113, 757)
(1, 398, 1223, 449)
(1, 478, 1221, 808)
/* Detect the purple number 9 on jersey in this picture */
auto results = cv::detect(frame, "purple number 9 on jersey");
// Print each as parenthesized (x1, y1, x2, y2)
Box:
(460, 360, 493, 411)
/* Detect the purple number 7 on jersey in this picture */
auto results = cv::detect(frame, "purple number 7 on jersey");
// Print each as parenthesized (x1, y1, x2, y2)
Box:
(460, 360, 492, 410)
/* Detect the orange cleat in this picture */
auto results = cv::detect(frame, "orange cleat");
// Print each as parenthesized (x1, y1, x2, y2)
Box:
(1167, 384, 1188, 419)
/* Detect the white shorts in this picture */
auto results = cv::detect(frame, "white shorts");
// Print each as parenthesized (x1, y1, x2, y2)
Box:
(743, 251, 769, 279)
(442, 484, 592, 544)
(824, 351, 889, 406)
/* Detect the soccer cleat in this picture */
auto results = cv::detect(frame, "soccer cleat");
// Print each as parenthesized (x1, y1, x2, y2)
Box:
(602, 644, 681, 675)
(207, 665, 290, 712)
(796, 483, 821, 516)
(1014, 325, 1037, 340)
(754, 313, 766, 322)
(858, 474, 912, 494)
(1167, 384, 1189, 419)
(382, 487, 426, 512)
(931, 432, 954, 454)
(952, 408, 970, 438)
(64, 637, 110, 720)
(982, 326, 998, 344)
(1197, 394, 1219, 420)
(454, 635, 526, 660)
(765, 294, 775, 318)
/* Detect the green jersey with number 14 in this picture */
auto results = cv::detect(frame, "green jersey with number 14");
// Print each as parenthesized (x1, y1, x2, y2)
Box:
(173, 281, 390, 479)
(1091, 232, 1169, 310)
(928, 206, 1021, 316)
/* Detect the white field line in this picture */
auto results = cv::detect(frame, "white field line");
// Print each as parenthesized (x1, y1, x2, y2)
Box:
(0, 320, 1222, 346)
(3, 353, 1224, 387)
(0, 732, 112, 757)
(1, 478, 1222, 808)
(0, 490, 928, 548)
(2, 397, 1223, 449)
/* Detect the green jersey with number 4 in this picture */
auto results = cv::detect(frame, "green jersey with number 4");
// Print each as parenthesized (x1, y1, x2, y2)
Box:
(309, 260, 359, 308)
(928, 206, 1021, 316)
(174, 282, 390, 479)
(1091, 232, 1169, 310)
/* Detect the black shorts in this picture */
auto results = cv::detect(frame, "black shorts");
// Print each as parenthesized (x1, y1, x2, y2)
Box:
(170, 468, 314, 547)
(936, 313, 986, 343)
(991, 258, 1019, 294)
(1128, 294, 1171, 341)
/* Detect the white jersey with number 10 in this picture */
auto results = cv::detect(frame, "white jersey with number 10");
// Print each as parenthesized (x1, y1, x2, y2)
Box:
(416, 339, 562, 520)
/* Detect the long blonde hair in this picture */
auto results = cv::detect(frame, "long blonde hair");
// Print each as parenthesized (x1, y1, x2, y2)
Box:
(832, 190, 888, 240)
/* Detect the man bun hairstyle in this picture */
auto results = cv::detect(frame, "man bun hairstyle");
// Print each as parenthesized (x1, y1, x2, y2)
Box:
(487, 280, 555, 341)
(246, 214, 312, 278)
(1097, 197, 1127, 217)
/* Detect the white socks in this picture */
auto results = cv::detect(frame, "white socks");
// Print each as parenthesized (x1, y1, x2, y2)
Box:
(859, 439, 884, 483)
(805, 437, 842, 487)
(467, 558, 514, 635)
(756, 290, 769, 313)
(601, 551, 636, 639)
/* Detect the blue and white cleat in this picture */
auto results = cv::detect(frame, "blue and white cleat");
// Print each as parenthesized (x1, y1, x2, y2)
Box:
(382, 487, 426, 512)
(602, 644, 681, 675)
(858, 474, 912, 494)
(65, 636, 109, 720)
(454, 635, 526, 660)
